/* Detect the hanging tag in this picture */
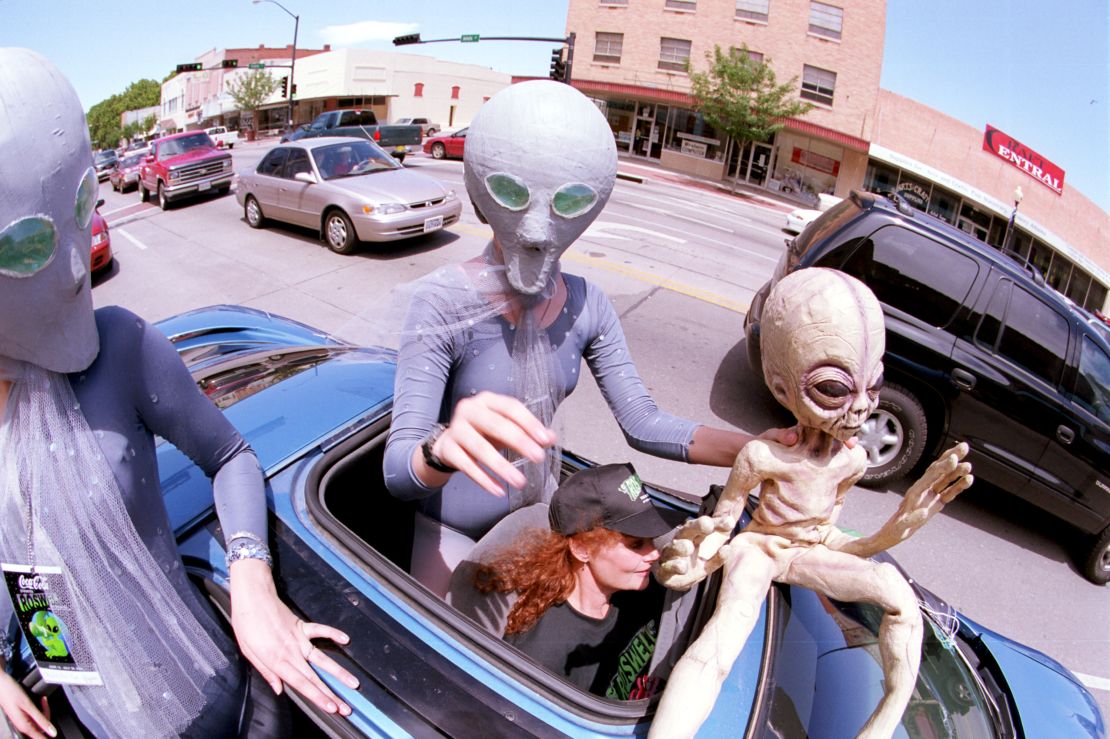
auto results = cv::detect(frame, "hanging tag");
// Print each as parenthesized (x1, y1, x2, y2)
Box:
(2, 564, 102, 686)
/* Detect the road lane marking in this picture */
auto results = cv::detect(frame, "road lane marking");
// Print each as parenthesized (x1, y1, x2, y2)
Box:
(116, 228, 148, 250)
(585, 222, 686, 243)
(1074, 671, 1110, 692)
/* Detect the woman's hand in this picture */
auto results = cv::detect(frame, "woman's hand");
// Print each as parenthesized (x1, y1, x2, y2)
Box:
(417, 391, 557, 495)
(229, 559, 359, 716)
(0, 672, 54, 738)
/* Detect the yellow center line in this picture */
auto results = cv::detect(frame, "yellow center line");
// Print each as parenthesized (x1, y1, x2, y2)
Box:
(449, 222, 748, 314)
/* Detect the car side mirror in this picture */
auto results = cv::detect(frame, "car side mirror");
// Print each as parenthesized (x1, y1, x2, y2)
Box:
(144, 155, 154, 163)
(96, 198, 105, 208)
(294, 172, 316, 184)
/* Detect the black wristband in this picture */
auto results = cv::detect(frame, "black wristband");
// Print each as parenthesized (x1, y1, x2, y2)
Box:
(421, 423, 456, 473)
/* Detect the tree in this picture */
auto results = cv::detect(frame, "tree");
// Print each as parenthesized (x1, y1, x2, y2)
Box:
(86, 79, 161, 149)
(689, 45, 814, 192)
(226, 70, 277, 138)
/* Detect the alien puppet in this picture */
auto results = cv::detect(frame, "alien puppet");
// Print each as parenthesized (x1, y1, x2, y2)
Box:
(650, 268, 973, 739)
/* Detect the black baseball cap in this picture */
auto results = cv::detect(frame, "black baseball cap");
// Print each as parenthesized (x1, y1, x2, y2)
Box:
(549, 463, 686, 538)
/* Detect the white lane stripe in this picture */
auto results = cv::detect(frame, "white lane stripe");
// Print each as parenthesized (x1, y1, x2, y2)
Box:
(116, 228, 148, 250)
(1074, 671, 1110, 692)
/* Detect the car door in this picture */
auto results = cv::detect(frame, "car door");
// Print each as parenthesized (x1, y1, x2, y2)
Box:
(253, 148, 289, 221)
(277, 148, 317, 228)
(447, 128, 467, 157)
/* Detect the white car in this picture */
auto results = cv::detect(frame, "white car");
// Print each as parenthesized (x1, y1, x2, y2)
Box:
(784, 193, 844, 234)
(205, 126, 240, 149)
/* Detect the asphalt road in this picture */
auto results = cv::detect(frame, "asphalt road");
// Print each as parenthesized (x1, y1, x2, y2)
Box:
(93, 139, 1109, 718)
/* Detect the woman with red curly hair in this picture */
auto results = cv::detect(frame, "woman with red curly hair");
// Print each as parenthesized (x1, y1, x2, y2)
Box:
(476, 463, 683, 700)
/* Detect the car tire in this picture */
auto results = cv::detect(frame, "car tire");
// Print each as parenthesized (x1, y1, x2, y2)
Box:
(139, 181, 149, 202)
(859, 382, 927, 485)
(323, 210, 357, 254)
(244, 196, 265, 229)
(432, 143, 446, 160)
(157, 183, 170, 211)
(1082, 525, 1110, 585)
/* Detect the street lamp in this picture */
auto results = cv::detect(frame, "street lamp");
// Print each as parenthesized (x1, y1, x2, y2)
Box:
(1002, 185, 1024, 257)
(252, 0, 299, 130)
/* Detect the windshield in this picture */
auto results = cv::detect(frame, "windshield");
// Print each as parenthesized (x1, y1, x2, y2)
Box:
(753, 587, 999, 738)
(311, 141, 399, 180)
(159, 133, 214, 158)
(94, 151, 116, 164)
(120, 154, 145, 168)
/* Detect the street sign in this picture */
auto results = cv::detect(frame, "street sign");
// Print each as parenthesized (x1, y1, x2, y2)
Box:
(248, 63, 265, 69)
(460, 34, 479, 42)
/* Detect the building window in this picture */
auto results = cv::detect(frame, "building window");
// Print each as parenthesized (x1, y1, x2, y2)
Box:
(665, 0, 697, 10)
(809, 2, 843, 40)
(801, 64, 836, 105)
(736, 0, 770, 22)
(600, 0, 628, 4)
(451, 86, 460, 100)
(658, 38, 692, 72)
(413, 82, 424, 97)
(594, 32, 623, 63)
(730, 46, 764, 63)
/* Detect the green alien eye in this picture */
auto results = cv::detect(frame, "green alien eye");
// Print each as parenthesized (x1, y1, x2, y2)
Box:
(75, 166, 98, 230)
(551, 182, 598, 218)
(0, 217, 58, 277)
(484, 173, 530, 211)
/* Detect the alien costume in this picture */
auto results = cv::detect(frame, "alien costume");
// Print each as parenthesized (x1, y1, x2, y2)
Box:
(383, 82, 699, 594)
(0, 48, 267, 737)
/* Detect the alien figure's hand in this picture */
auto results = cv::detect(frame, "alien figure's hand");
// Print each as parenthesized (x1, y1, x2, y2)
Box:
(895, 441, 974, 540)
(656, 514, 737, 591)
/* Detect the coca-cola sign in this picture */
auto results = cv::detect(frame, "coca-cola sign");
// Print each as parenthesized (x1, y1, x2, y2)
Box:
(982, 125, 1064, 194)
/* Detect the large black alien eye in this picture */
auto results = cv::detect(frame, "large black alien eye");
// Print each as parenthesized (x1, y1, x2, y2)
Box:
(869, 373, 884, 394)
(809, 379, 852, 409)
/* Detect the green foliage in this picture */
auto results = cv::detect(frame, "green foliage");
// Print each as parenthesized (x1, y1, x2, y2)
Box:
(86, 78, 162, 149)
(689, 45, 814, 152)
(226, 70, 277, 131)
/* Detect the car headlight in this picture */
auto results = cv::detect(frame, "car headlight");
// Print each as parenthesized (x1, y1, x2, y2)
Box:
(223, 159, 232, 170)
(363, 203, 406, 216)
(169, 170, 181, 180)
(445, 189, 457, 201)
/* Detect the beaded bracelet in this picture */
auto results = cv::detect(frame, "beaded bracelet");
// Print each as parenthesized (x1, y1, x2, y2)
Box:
(226, 531, 273, 569)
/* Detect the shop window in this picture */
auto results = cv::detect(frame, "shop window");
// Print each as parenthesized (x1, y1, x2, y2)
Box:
(736, 0, 770, 22)
(603, 99, 635, 149)
(895, 173, 932, 212)
(926, 187, 958, 225)
(594, 32, 623, 63)
(665, 0, 697, 10)
(1047, 255, 1073, 292)
(1028, 239, 1053, 280)
(1085, 281, 1107, 312)
(664, 109, 722, 160)
(451, 86, 460, 100)
(801, 64, 836, 105)
(658, 37, 692, 72)
(809, 2, 843, 40)
(1066, 268, 1092, 307)
(957, 201, 991, 241)
(864, 161, 898, 196)
(413, 83, 424, 98)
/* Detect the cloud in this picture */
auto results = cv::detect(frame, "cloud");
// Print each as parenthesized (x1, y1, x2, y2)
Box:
(318, 21, 419, 46)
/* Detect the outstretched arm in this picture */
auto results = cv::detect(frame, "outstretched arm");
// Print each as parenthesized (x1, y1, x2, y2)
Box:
(831, 443, 973, 558)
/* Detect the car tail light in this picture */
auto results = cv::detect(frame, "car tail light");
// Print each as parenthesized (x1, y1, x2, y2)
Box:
(373, 130, 381, 141)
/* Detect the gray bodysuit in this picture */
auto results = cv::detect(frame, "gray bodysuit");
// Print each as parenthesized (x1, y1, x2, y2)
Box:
(384, 269, 699, 541)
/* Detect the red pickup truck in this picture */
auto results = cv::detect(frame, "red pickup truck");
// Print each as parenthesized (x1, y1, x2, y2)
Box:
(138, 130, 234, 210)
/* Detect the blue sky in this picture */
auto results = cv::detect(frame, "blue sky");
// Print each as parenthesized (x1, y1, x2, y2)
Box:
(3, 0, 1107, 209)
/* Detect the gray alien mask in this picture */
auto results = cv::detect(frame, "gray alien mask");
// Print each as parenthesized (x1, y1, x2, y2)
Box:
(0, 47, 100, 373)
(463, 80, 617, 295)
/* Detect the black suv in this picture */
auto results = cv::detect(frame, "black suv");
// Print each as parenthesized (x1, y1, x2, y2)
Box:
(744, 191, 1110, 584)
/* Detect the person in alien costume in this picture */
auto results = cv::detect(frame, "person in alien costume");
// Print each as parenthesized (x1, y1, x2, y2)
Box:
(383, 80, 793, 598)
(649, 268, 973, 739)
(0, 48, 358, 739)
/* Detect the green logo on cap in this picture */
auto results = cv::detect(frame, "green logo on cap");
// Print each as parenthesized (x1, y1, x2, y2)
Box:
(619, 474, 643, 502)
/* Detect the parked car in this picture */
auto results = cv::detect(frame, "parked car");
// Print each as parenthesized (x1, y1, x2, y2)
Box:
(93, 149, 118, 181)
(90, 198, 112, 275)
(394, 116, 441, 137)
(301, 109, 424, 163)
(783, 193, 844, 234)
(745, 190, 1110, 584)
(236, 137, 461, 253)
(205, 125, 240, 149)
(422, 127, 467, 160)
(138, 130, 233, 210)
(280, 123, 311, 143)
(108, 150, 146, 192)
(11, 304, 1102, 737)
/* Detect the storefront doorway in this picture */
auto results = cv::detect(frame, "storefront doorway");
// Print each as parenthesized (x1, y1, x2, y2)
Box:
(631, 104, 669, 160)
(728, 140, 773, 186)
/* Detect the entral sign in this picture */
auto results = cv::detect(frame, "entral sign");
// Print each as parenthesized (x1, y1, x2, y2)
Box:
(982, 125, 1064, 194)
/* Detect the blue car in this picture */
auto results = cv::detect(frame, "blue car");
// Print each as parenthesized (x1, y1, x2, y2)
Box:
(17, 306, 1105, 738)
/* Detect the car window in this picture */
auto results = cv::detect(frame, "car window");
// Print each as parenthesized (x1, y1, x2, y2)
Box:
(1071, 336, 1109, 423)
(338, 110, 376, 127)
(312, 141, 397, 180)
(839, 226, 978, 328)
(996, 286, 1069, 385)
(258, 148, 289, 177)
(284, 149, 312, 179)
(975, 279, 1011, 350)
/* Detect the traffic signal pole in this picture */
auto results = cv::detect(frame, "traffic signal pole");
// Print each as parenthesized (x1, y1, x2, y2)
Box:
(393, 32, 576, 83)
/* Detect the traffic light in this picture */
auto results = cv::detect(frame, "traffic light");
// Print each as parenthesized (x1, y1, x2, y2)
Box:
(290, 83, 297, 95)
(221, 59, 239, 69)
(393, 33, 421, 46)
(175, 62, 202, 73)
(549, 48, 567, 82)
(280, 76, 289, 98)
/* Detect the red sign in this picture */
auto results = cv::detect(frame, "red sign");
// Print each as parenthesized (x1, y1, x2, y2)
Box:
(982, 125, 1064, 194)
(791, 147, 840, 176)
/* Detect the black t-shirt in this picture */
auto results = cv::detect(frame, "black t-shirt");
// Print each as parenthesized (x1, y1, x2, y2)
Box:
(506, 583, 664, 700)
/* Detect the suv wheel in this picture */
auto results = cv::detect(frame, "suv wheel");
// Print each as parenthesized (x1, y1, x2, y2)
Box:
(1082, 525, 1110, 585)
(859, 382, 927, 485)
(139, 180, 149, 202)
(157, 183, 170, 211)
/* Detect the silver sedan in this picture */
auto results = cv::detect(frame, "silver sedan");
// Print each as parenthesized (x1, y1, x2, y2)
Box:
(236, 137, 462, 253)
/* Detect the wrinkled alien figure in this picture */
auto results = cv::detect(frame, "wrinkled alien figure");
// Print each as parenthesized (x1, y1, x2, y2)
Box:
(651, 268, 973, 739)
(30, 611, 70, 659)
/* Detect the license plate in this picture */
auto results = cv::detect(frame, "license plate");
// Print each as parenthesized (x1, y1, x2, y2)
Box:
(197, 181, 211, 191)
(423, 215, 444, 232)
